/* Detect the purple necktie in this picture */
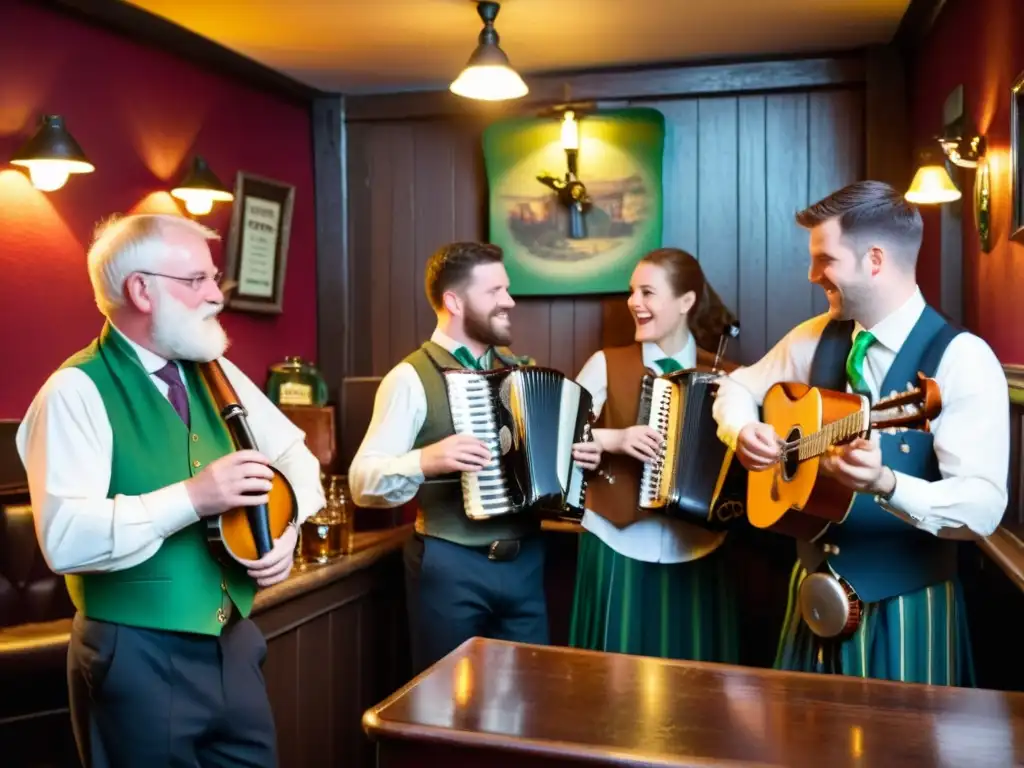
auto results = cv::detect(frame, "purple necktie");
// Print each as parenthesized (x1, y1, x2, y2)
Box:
(154, 362, 191, 427)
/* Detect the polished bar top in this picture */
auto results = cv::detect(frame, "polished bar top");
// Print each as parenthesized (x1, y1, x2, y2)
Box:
(363, 637, 1024, 767)
(253, 524, 412, 613)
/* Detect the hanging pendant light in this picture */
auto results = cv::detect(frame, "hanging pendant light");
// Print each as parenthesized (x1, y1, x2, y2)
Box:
(170, 156, 234, 216)
(9, 115, 95, 191)
(450, 1, 528, 101)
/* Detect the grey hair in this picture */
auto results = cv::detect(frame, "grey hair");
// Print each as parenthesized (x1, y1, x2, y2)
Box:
(86, 213, 220, 317)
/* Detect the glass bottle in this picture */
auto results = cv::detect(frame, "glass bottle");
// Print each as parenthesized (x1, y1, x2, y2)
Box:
(300, 475, 354, 564)
(266, 356, 329, 407)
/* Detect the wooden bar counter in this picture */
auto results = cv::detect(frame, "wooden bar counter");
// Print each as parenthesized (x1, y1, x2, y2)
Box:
(252, 524, 413, 768)
(363, 637, 1024, 768)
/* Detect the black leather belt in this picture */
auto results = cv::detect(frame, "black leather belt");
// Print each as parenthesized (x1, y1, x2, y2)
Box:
(415, 533, 525, 561)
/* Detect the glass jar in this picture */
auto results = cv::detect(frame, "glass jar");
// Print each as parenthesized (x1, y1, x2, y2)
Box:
(266, 356, 329, 407)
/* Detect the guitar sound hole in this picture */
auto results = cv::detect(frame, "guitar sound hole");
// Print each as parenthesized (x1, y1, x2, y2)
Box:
(781, 427, 801, 481)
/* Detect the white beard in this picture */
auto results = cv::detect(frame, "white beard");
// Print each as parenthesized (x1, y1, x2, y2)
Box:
(151, 289, 229, 362)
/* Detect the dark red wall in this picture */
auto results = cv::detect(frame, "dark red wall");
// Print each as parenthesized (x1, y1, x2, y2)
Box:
(0, 0, 318, 419)
(912, 0, 1024, 362)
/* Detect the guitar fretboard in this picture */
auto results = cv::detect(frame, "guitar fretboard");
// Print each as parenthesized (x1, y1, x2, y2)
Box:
(796, 410, 867, 461)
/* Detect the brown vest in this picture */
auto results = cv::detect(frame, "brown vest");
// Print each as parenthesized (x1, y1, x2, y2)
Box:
(585, 344, 737, 528)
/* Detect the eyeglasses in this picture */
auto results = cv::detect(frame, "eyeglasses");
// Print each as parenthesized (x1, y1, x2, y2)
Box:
(136, 271, 223, 291)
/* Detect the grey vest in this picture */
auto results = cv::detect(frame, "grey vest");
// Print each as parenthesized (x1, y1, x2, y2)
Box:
(406, 341, 539, 547)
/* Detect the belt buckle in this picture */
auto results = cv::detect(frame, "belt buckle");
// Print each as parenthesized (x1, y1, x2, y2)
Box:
(488, 540, 520, 561)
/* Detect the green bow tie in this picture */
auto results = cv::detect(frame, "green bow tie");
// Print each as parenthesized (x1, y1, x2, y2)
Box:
(845, 330, 876, 397)
(452, 346, 483, 370)
(655, 357, 683, 374)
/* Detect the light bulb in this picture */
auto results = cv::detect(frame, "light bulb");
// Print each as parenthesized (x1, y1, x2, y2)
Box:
(449, 65, 528, 101)
(561, 111, 579, 151)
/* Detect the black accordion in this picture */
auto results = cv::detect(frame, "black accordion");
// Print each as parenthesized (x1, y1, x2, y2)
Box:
(636, 368, 746, 529)
(443, 366, 594, 522)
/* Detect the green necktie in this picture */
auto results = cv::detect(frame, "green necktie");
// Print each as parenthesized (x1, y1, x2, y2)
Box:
(655, 357, 683, 374)
(452, 346, 482, 370)
(845, 330, 876, 397)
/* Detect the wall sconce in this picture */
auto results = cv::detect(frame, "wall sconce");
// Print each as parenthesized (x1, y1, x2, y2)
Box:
(906, 144, 961, 205)
(940, 124, 991, 252)
(449, 1, 528, 101)
(537, 109, 591, 239)
(9, 115, 94, 191)
(170, 156, 233, 216)
(907, 117, 991, 251)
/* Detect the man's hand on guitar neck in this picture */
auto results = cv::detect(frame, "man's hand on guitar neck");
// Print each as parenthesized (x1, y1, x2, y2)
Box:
(820, 435, 897, 497)
(735, 422, 781, 471)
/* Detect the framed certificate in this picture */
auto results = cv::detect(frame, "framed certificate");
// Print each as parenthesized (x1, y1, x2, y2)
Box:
(223, 172, 295, 313)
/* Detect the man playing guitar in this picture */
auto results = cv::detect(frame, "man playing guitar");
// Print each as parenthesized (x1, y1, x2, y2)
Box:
(712, 181, 1009, 686)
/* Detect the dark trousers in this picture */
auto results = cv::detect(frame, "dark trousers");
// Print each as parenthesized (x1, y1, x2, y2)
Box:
(67, 612, 276, 768)
(403, 534, 549, 675)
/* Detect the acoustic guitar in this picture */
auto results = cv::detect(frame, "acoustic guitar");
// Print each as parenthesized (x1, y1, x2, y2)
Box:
(199, 360, 299, 564)
(746, 372, 941, 541)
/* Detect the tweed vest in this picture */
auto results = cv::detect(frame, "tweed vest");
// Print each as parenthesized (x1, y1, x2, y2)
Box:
(405, 341, 540, 546)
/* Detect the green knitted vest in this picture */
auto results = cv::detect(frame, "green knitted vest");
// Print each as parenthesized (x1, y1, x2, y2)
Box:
(405, 341, 539, 546)
(61, 323, 256, 635)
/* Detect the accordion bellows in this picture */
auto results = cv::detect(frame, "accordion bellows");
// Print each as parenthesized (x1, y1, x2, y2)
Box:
(443, 367, 594, 522)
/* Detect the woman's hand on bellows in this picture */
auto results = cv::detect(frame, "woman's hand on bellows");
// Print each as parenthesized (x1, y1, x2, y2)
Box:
(615, 425, 663, 463)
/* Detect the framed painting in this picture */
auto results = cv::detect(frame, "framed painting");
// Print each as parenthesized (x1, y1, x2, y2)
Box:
(223, 172, 295, 313)
(1011, 71, 1024, 244)
(482, 107, 665, 296)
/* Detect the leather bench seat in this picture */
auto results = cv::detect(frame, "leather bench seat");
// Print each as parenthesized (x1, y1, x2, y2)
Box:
(0, 494, 75, 675)
(0, 618, 71, 674)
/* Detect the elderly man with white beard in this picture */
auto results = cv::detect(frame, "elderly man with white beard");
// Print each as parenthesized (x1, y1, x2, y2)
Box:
(16, 213, 324, 768)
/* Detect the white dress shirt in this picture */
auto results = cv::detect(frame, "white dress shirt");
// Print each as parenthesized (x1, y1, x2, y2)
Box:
(348, 329, 482, 508)
(576, 337, 727, 564)
(16, 325, 325, 575)
(712, 288, 1009, 539)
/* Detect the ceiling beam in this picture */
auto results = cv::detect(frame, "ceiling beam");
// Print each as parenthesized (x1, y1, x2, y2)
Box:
(38, 0, 327, 105)
(345, 53, 867, 122)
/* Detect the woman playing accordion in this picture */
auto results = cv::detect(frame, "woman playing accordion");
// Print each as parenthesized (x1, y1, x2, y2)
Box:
(569, 247, 742, 662)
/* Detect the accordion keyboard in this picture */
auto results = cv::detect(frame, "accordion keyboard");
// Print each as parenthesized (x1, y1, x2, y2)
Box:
(446, 372, 515, 519)
(638, 378, 680, 509)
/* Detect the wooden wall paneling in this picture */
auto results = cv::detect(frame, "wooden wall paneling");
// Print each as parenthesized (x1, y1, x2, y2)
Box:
(256, 557, 409, 768)
(412, 122, 455, 342)
(599, 298, 633, 350)
(389, 125, 419, 362)
(656, 100, 699, 255)
(367, 127, 397, 377)
(571, 299, 604, 375)
(737, 96, 769, 364)
(343, 61, 870, 374)
(765, 93, 812, 347)
(807, 88, 867, 318)
(548, 300, 576, 374)
(347, 124, 374, 379)
(513, 300, 553, 366)
(696, 96, 740, 334)
(312, 97, 350, 412)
